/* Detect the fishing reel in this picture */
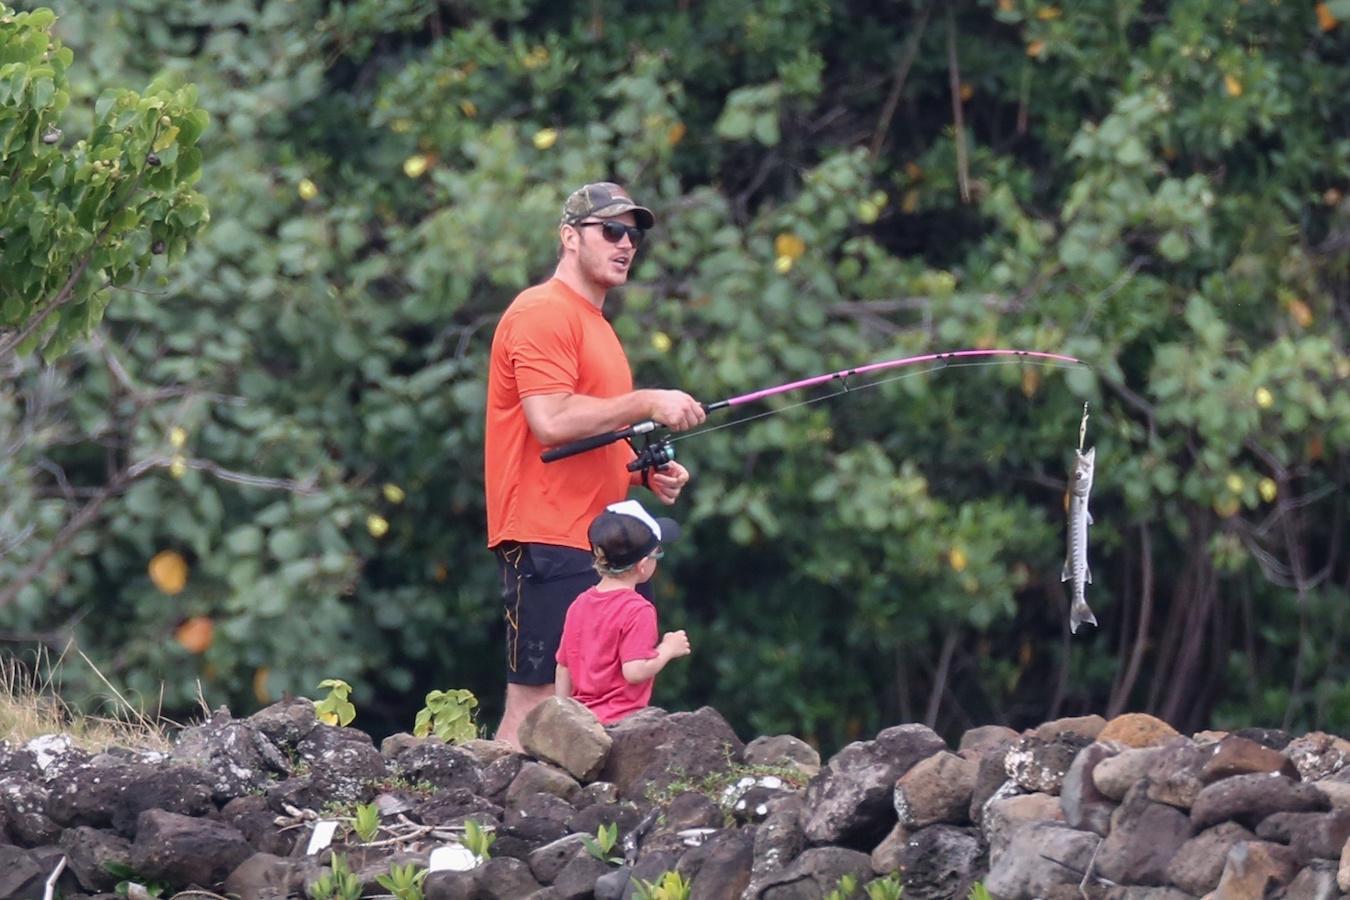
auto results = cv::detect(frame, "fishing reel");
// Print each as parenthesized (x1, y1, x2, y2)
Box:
(626, 432, 676, 479)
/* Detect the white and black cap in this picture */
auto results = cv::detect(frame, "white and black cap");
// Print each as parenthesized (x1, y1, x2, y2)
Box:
(588, 499, 681, 571)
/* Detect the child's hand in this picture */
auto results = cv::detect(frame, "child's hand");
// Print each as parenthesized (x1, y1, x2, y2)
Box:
(659, 630, 691, 659)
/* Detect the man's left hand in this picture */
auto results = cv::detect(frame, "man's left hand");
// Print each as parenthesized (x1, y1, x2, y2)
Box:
(646, 461, 691, 505)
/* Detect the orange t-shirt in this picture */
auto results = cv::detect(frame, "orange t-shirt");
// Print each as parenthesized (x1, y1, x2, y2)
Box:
(485, 278, 636, 550)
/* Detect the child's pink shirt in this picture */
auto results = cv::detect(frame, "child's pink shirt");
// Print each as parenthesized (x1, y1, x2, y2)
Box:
(556, 585, 659, 724)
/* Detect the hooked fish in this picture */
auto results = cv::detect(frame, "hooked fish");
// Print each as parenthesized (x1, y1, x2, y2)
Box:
(1062, 446, 1098, 633)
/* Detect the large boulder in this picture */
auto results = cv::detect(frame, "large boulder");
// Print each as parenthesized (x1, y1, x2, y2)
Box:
(170, 708, 291, 800)
(743, 735, 821, 778)
(1211, 840, 1299, 899)
(1200, 734, 1300, 783)
(507, 761, 582, 806)
(683, 827, 755, 899)
(1094, 782, 1192, 886)
(749, 794, 807, 890)
(520, 697, 613, 782)
(749, 847, 874, 900)
(46, 761, 215, 835)
(1097, 714, 1180, 748)
(1032, 715, 1107, 743)
(984, 821, 1100, 900)
(1285, 859, 1341, 900)
(58, 825, 132, 893)
(969, 743, 1019, 827)
(1163, 821, 1255, 895)
(800, 724, 946, 848)
(129, 808, 255, 888)
(1190, 772, 1329, 830)
(245, 698, 319, 749)
(601, 709, 672, 799)
(1285, 732, 1350, 781)
(1004, 733, 1093, 795)
(1093, 747, 1160, 801)
(1142, 738, 1208, 810)
(897, 824, 984, 900)
(983, 792, 1064, 858)
(0, 776, 61, 846)
(626, 707, 746, 802)
(957, 725, 1019, 754)
(1060, 741, 1118, 835)
(1254, 808, 1350, 863)
(893, 751, 977, 828)
(390, 739, 485, 794)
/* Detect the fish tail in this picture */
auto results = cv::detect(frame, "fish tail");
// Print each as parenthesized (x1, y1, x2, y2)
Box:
(1070, 598, 1097, 634)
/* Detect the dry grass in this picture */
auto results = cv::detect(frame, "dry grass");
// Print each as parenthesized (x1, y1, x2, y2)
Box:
(0, 645, 177, 754)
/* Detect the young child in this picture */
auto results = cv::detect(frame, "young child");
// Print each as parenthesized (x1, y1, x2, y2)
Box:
(554, 499, 692, 725)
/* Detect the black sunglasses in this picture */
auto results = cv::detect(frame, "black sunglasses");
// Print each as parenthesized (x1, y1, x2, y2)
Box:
(575, 220, 646, 247)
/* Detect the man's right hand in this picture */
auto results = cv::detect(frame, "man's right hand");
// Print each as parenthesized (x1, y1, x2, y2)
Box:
(646, 390, 706, 431)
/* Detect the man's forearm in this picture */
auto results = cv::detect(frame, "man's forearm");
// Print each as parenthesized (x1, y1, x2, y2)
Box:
(523, 390, 656, 447)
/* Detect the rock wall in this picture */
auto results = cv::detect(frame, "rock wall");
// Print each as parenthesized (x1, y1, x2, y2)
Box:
(3, 698, 1350, 899)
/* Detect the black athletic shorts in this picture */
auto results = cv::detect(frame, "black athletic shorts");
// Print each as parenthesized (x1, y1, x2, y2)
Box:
(494, 542, 600, 685)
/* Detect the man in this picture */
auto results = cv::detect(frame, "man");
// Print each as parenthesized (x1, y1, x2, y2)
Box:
(484, 182, 705, 748)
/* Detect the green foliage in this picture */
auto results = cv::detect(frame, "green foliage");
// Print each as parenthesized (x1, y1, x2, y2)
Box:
(581, 821, 623, 866)
(0, 2, 209, 360)
(350, 802, 380, 842)
(825, 873, 902, 900)
(967, 882, 992, 900)
(1, 0, 1347, 754)
(633, 870, 693, 900)
(314, 679, 356, 728)
(412, 688, 478, 744)
(308, 853, 362, 900)
(375, 862, 428, 900)
(461, 818, 494, 861)
(868, 873, 904, 900)
(645, 761, 810, 815)
(825, 874, 860, 900)
(107, 861, 168, 898)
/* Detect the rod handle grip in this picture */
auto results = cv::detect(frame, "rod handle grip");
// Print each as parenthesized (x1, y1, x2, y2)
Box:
(540, 420, 658, 463)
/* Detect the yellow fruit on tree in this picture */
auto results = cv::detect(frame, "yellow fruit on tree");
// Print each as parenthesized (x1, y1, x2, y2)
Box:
(367, 514, 390, 538)
(382, 483, 406, 504)
(774, 233, 806, 261)
(532, 128, 558, 150)
(175, 616, 213, 654)
(1316, 2, 1337, 32)
(1258, 477, 1278, 503)
(949, 547, 968, 572)
(149, 550, 188, 595)
(297, 178, 319, 200)
(402, 155, 429, 178)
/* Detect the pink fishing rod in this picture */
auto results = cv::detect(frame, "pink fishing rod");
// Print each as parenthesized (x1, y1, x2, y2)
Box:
(705, 348, 1081, 411)
(540, 348, 1085, 468)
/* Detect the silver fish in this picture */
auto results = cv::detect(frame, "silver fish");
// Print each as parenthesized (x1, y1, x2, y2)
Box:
(1062, 446, 1097, 633)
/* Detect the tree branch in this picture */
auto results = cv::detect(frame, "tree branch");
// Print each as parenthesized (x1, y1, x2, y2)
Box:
(946, 8, 970, 204)
(868, 2, 932, 161)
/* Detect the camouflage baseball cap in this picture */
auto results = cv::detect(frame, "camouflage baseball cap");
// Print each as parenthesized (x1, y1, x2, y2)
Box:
(561, 182, 655, 229)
